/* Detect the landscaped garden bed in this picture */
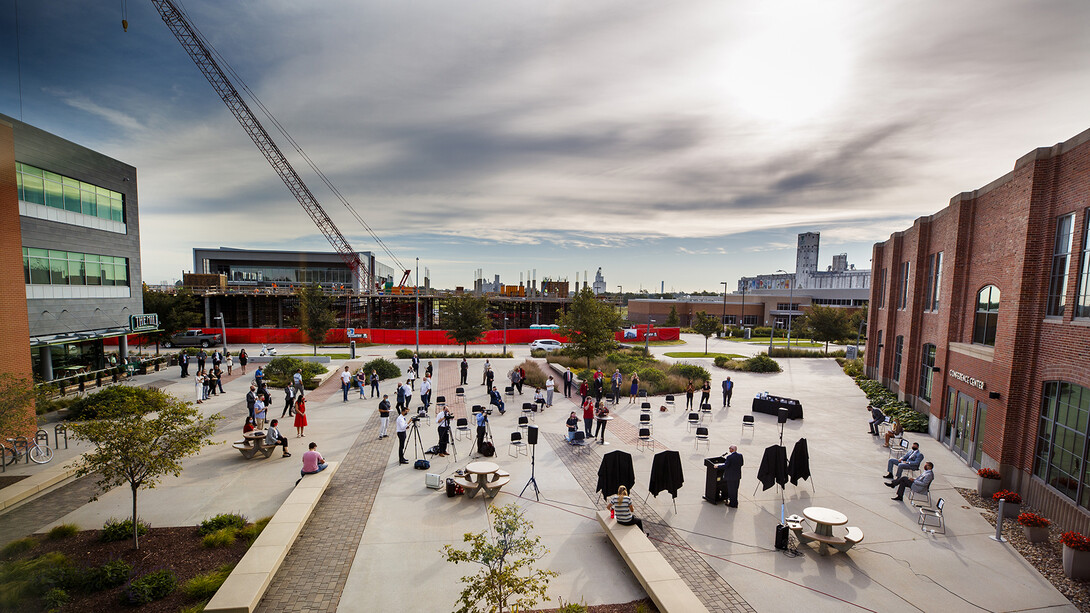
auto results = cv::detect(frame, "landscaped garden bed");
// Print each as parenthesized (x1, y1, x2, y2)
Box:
(546, 350, 710, 395)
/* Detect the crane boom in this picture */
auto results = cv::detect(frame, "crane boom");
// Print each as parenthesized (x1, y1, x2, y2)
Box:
(150, 0, 371, 291)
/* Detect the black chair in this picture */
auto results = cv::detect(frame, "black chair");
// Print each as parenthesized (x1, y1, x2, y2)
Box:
(664, 395, 675, 411)
(509, 431, 527, 457)
(641, 401, 652, 413)
(436, 395, 447, 409)
(742, 414, 755, 435)
(695, 426, 710, 450)
(455, 417, 471, 440)
(637, 427, 654, 452)
(639, 413, 652, 432)
(687, 412, 700, 432)
(518, 416, 529, 430)
(505, 386, 515, 397)
(455, 387, 465, 402)
(571, 431, 587, 451)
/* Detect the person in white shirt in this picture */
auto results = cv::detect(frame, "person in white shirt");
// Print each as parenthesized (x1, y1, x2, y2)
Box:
(407, 367, 417, 390)
(435, 405, 452, 456)
(401, 381, 414, 412)
(420, 376, 433, 410)
(341, 366, 352, 402)
(396, 407, 410, 464)
(545, 376, 555, 408)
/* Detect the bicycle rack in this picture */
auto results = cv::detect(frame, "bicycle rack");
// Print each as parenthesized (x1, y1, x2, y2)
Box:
(55, 424, 68, 450)
(36, 429, 49, 451)
(11, 437, 28, 464)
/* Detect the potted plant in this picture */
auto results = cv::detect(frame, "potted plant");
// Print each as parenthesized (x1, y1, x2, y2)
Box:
(993, 490, 1022, 518)
(1061, 531, 1090, 580)
(977, 468, 1001, 498)
(1018, 512, 1050, 544)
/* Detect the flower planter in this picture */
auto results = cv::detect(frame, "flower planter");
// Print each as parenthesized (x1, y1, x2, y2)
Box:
(1064, 545, 1090, 580)
(978, 476, 1001, 499)
(1023, 525, 1050, 544)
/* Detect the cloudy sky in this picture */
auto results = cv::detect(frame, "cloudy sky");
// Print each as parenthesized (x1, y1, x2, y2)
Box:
(3, 0, 1090, 291)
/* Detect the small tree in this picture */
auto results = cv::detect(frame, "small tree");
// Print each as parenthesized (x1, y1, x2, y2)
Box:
(70, 388, 221, 549)
(142, 285, 201, 354)
(0, 374, 37, 439)
(557, 287, 622, 368)
(664, 305, 680, 327)
(441, 295, 492, 355)
(442, 503, 557, 613)
(692, 311, 723, 355)
(294, 284, 336, 355)
(798, 304, 853, 354)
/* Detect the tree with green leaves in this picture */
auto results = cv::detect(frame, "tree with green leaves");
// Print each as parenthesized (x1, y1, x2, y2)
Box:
(0, 373, 37, 440)
(796, 304, 853, 354)
(69, 388, 221, 549)
(557, 287, 622, 368)
(141, 285, 201, 354)
(294, 284, 336, 355)
(442, 503, 558, 613)
(692, 310, 723, 355)
(441, 295, 492, 355)
(664, 305, 680, 327)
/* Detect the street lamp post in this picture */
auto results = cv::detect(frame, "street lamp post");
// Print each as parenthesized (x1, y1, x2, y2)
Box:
(740, 282, 746, 333)
(720, 281, 728, 328)
(415, 258, 420, 355)
(646, 318, 655, 354)
(503, 315, 508, 355)
(214, 313, 227, 354)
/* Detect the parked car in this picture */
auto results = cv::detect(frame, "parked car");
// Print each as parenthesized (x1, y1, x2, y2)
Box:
(529, 339, 564, 351)
(162, 329, 222, 348)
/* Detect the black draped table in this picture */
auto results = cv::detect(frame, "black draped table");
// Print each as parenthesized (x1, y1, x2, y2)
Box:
(751, 395, 804, 419)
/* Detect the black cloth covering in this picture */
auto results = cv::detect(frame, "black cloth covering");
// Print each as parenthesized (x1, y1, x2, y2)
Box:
(648, 450, 684, 498)
(788, 438, 811, 486)
(756, 445, 788, 491)
(596, 450, 635, 501)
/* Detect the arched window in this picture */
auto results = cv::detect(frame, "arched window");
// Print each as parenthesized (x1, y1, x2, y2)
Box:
(973, 285, 1000, 346)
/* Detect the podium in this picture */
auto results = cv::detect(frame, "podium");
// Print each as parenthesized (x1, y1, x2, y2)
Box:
(703, 456, 726, 504)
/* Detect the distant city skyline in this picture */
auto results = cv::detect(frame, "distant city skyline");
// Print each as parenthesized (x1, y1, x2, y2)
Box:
(3, 1, 1090, 290)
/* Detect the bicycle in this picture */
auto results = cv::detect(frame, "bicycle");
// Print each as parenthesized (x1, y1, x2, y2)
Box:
(3, 437, 53, 465)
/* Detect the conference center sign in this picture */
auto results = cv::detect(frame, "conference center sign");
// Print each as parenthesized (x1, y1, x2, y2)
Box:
(948, 369, 985, 390)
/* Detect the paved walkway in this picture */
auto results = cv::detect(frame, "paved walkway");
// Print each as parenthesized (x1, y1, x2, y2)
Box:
(0, 473, 103, 546)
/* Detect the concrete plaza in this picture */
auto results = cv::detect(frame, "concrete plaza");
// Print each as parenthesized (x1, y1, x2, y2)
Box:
(0, 334, 1075, 612)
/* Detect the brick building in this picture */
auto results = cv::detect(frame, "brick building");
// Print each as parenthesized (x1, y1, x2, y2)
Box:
(867, 127, 1090, 532)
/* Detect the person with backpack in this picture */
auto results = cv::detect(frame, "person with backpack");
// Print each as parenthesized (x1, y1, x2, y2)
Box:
(378, 394, 391, 439)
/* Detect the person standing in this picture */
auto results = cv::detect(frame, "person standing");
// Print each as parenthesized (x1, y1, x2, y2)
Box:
(518, 367, 526, 394)
(460, 358, 469, 385)
(226, 351, 233, 376)
(282, 385, 295, 418)
(238, 348, 248, 374)
(407, 366, 416, 391)
(253, 394, 267, 430)
(378, 394, 391, 439)
(246, 385, 257, 421)
(356, 369, 367, 399)
(425, 361, 434, 378)
(341, 366, 352, 402)
(196, 349, 206, 373)
(395, 379, 406, 411)
(579, 380, 589, 405)
(435, 403, 452, 456)
(628, 373, 640, 404)
(211, 350, 221, 370)
(411, 353, 421, 376)
(722, 377, 733, 408)
(593, 376, 604, 405)
(215, 366, 225, 394)
(370, 369, 380, 398)
(611, 369, 622, 405)
(194, 371, 203, 404)
(420, 375, 433, 410)
(179, 352, 189, 378)
(402, 380, 415, 412)
(594, 401, 610, 443)
(545, 375, 555, 408)
(482, 360, 491, 385)
(475, 409, 489, 456)
(699, 380, 711, 409)
(254, 366, 265, 389)
(563, 368, 574, 397)
(293, 394, 308, 437)
(485, 366, 495, 390)
(510, 368, 521, 395)
(396, 407, 410, 465)
(582, 397, 595, 438)
(722, 445, 744, 507)
(685, 381, 695, 410)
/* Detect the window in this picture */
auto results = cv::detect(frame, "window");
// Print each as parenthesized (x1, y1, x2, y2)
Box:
(724, 316, 737, 325)
(15, 162, 124, 223)
(22, 248, 129, 287)
(776, 303, 800, 311)
(1047, 214, 1075, 317)
(1077, 211, 1090, 318)
(973, 285, 1000, 346)
(924, 252, 943, 311)
(919, 344, 936, 402)
(898, 262, 910, 309)
(892, 335, 904, 382)
(877, 268, 886, 309)
(1033, 382, 1090, 508)
(742, 315, 758, 326)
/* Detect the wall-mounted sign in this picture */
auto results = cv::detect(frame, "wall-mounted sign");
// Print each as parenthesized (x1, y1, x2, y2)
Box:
(346, 328, 368, 339)
(129, 313, 159, 332)
(949, 369, 985, 390)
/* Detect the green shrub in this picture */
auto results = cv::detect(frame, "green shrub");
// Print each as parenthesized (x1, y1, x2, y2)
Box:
(518, 360, 548, 390)
(237, 516, 272, 546)
(262, 357, 327, 389)
(124, 568, 177, 605)
(0, 552, 73, 607)
(197, 513, 246, 536)
(395, 349, 414, 359)
(46, 524, 79, 540)
(181, 564, 234, 600)
(529, 349, 547, 358)
(636, 367, 666, 387)
(408, 350, 511, 359)
(556, 598, 589, 613)
(82, 558, 133, 592)
(42, 587, 69, 611)
(1, 537, 36, 559)
(769, 347, 848, 358)
(668, 363, 711, 382)
(360, 358, 401, 382)
(852, 375, 928, 432)
(201, 528, 237, 548)
(718, 354, 782, 373)
(840, 358, 864, 378)
(67, 386, 172, 420)
(100, 517, 150, 543)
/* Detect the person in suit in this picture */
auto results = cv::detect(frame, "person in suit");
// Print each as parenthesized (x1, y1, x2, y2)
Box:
(563, 368, 574, 397)
(888, 462, 934, 500)
(245, 385, 257, 421)
(489, 386, 506, 414)
(867, 404, 886, 435)
(884, 442, 923, 479)
(460, 358, 469, 385)
(722, 445, 744, 507)
(722, 377, 733, 407)
(179, 352, 189, 378)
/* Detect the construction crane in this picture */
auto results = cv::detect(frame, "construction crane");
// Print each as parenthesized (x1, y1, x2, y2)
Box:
(142, 1, 412, 323)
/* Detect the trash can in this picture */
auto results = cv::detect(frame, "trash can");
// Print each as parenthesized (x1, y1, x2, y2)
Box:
(743, 327, 752, 340)
(350, 340, 356, 359)
(703, 456, 726, 504)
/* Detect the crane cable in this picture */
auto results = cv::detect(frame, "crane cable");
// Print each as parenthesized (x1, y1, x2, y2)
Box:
(173, 1, 407, 273)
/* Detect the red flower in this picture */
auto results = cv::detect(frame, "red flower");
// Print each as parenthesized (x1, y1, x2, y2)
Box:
(1061, 531, 1090, 552)
(993, 490, 1022, 504)
(977, 468, 1000, 480)
(1017, 512, 1050, 528)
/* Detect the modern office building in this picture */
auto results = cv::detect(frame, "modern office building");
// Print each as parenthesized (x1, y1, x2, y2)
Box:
(867, 126, 1090, 532)
(1, 113, 145, 386)
(192, 247, 396, 292)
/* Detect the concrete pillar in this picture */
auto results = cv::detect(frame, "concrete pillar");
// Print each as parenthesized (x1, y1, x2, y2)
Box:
(204, 296, 211, 327)
(277, 299, 283, 328)
(248, 298, 254, 328)
(119, 335, 128, 363)
(39, 346, 53, 382)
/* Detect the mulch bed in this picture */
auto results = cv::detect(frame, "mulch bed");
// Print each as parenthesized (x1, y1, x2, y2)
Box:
(0, 475, 30, 490)
(7, 526, 250, 613)
(532, 598, 658, 612)
(957, 487, 1090, 611)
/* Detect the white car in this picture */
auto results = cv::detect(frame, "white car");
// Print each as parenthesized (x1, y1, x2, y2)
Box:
(529, 339, 564, 351)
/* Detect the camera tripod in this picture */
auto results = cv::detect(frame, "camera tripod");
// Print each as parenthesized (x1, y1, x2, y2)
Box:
(406, 418, 427, 460)
(520, 440, 540, 501)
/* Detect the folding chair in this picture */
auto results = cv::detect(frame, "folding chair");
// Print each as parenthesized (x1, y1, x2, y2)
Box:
(687, 412, 700, 432)
(695, 426, 710, 451)
(509, 431, 527, 457)
(522, 402, 536, 422)
(641, 401, 652, 413)
(918, 498, 946, 534)
(472, 405, 484, 414)
(638, 389, 648, 399)
(455, 417, 471, 441)
(636, 427, 654, 452)
(639, 413, 652, 433)
(505, 386, 515, 398)
(741, 414, 755, 435)
(436, 395, 446, 410)
(455, 387, 465, 403)
(889, 435, 909, 458)
(700, 403, 712, 419)
(518, 416, 529, 430)
(908, 481, 933, 507)
(664, 395, 675, 411)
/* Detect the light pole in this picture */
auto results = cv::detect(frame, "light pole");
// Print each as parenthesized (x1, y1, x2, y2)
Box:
(720, 281, 728, 328)
(645, 318, 655, 354)
(214, 313, 227, 354)
(415, 257, 420, 355)
(740, 281, 746, 333)
(775, 269, 794, 347)
(503, 314, 508, 355)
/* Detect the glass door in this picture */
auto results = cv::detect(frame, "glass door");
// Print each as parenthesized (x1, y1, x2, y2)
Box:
(972, 403, 987, 468)
(953, 392, 974, 461)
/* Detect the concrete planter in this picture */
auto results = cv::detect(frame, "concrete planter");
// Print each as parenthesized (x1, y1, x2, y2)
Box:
(1064, 545, 1090, 580)
(1023, 525, 1050, 544)
(977, 476, 1001, 499)
(1000, 501, 1021, 518)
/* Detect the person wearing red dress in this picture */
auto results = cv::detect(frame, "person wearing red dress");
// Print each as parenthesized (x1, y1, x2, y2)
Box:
(294, 395, 308, 437)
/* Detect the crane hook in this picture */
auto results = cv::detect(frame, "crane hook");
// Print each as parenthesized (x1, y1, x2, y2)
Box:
(121, 0, 128, 31)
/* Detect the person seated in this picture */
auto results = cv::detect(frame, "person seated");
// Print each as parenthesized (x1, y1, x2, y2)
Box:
(242, 416, 255, 434)
(867, 404, 885, 435)
(266, 419, 290, 458)
(533, 388, 546, 411)
(608, 485, 647, 534)
(566, 412, 580, 443)
(300, 442, 327, 477)
(489, 386, 506, 414)
(884, 442, 923, 479)
(883, 420, 904, 447)
(888, 461, 934, 501)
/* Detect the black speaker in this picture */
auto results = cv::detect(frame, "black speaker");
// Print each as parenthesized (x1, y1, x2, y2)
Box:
(775, 524, 789, 550)
(527, 425, 539, 445)
(778, 408, 788, 424)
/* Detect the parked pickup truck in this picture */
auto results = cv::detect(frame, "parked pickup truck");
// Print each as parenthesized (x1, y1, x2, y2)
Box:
(163, 330, 222, 348)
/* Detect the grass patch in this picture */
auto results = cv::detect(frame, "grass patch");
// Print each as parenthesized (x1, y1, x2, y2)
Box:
(181, 563, 234, 600)
(237, 516, 271, 546)
(201, 528, 236, 549)
(46, 524, 80, 540)
(746, 339, 823, 347)
(715, 354, 782, 373)
(197, 513, 246, 537)
(1, 537, 37, 559)
(396, 349, 512, 359)
(664, 352, 746, 359)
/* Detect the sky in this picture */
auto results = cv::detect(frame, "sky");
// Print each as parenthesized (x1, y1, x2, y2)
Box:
(3, 1, 1090, 292)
